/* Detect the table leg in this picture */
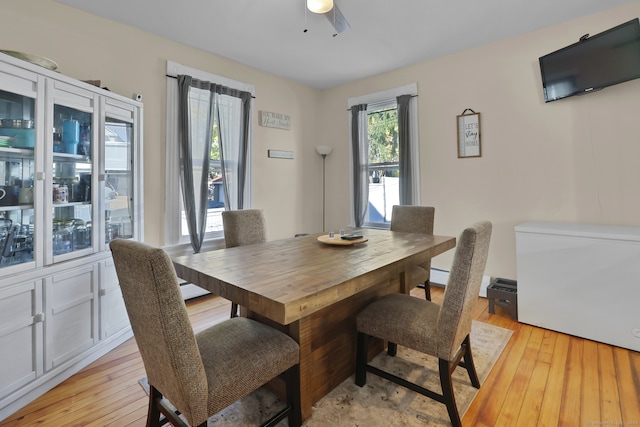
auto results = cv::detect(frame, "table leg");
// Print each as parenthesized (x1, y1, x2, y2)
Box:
(288, 276, 402, 420)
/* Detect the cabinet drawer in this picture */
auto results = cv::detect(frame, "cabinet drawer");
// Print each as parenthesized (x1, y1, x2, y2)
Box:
(99, 258, 129, 339)
(0, 280, 43, 399)
(45, 265, 97, 370)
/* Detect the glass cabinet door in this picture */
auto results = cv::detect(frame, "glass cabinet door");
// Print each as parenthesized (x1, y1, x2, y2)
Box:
(104, 117, 133, 243)
(0, 89, 36, 269)
(51, 103, 94, 261)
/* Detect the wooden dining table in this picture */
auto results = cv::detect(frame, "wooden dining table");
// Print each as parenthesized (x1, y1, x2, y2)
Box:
(172, 228, 456, 421)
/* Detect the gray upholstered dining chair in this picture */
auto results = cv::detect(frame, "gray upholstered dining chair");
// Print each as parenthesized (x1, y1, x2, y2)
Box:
(222, 209, 267, 317)
(355, 221, 492, 427)
(110, 239, 301, 427)
(390, 205, 435, 300)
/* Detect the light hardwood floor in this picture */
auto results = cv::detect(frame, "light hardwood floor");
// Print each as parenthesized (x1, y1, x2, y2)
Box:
(1, 286, 639, 426)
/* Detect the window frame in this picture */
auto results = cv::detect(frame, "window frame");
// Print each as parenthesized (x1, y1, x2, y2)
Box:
(347, 83, 420, 229)
(165, 60, 255, 246)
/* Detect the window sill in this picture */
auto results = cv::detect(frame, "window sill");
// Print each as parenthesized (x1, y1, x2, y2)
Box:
(362, 223, 391, 230)
(162, 237, 225, 258)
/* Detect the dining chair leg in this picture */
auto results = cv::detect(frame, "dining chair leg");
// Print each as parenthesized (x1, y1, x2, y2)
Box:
(439, 358, 462, 427)
(355, 332, 369, 386)
(148, 386, 187, 427)
(230, 302, 238, 318)
(461, 335, 480, 388)
(146, 386, 162, 427)
(424, 280, 431, 301)
(387, 342, 397, 356)
(284, 364, 302, 427)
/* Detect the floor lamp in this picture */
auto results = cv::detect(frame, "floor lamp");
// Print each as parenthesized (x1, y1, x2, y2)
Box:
(316, 145, 333, 232)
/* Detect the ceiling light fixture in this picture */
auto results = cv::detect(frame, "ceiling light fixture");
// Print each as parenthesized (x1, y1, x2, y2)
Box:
(307, 0, 333, 14)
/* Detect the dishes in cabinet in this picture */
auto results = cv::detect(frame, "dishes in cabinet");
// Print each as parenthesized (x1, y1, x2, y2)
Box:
(0, 128, 34, 148)
(53, 183, 69, 204)
(0, 136, 13, 147)
(1, 220, 33, 265)
(18, 187, 33, 204)
(0, 185, 19, 206)
(51, 218, 91, 254)
(0, 119, 33, 129)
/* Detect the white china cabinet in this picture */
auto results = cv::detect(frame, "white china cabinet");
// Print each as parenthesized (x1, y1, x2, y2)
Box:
(0, 52, 143, 419)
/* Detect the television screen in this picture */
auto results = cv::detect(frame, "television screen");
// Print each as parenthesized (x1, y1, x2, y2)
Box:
(539, 18, 640, 102)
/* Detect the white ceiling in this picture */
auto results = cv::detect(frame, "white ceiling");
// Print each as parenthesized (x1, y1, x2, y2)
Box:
(54, 0, 635, 89)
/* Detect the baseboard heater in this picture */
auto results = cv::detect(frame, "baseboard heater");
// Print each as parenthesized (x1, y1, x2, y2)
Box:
(430, 267, 491, 298)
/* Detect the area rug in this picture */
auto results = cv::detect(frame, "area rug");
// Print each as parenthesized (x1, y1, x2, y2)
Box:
(139, 320, 512, 426)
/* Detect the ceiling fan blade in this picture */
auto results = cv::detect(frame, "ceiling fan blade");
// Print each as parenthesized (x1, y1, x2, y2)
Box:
(324, 3, 350, 34)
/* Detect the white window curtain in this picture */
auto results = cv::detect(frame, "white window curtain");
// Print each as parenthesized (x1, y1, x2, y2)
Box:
(217, 93, 251, 210)
(347, 83, 420, 228)
(165, 61, 254, 247)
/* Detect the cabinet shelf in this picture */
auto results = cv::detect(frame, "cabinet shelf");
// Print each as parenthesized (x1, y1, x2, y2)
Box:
(0, 146, 34, 159)
(53, 152, 90, 162)
(52, 201, 91, 208)
(0, 204, 34, 211)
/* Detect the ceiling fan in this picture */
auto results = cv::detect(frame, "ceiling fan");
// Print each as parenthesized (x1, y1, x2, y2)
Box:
(306, 0, 351, 36)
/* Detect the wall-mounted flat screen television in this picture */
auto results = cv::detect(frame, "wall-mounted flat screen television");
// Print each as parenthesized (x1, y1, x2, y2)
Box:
(539, 18, 640, 102)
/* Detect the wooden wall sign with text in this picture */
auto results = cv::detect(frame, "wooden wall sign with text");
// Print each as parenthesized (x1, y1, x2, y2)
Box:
(457, 110, 481, 158)
(259, 111, 291, 130)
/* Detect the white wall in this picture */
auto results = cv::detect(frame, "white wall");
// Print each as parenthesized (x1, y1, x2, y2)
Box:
(319, 2, 640, 279)
(3, 0, 640, 281)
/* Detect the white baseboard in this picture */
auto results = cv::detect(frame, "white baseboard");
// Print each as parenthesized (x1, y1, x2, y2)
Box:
(430, 268, 491, 298)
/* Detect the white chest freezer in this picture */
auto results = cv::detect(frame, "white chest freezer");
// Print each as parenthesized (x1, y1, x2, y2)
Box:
(515, 222, 640, 351)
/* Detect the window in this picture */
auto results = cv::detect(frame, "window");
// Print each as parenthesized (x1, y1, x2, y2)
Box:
(366, 100, 399, 224)
(165, 61, 254, 246)
(348, 84, 420, 228)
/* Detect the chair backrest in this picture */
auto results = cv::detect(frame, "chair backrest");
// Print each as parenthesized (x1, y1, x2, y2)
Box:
(222, 209, 267, 248)
(109, 239, 208, 425)
(390, 205, 435, 235)
(437, 221, 492, 361)
(390, 205, 435, 282)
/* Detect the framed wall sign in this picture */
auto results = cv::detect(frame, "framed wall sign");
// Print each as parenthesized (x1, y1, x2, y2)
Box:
(259, 111, 291, 130)
(457, 109, 481, 158)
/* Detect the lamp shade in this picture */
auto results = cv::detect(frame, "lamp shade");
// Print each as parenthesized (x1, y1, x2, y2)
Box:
(307, 0, 333, 14)
(316, 145, 333, 156)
